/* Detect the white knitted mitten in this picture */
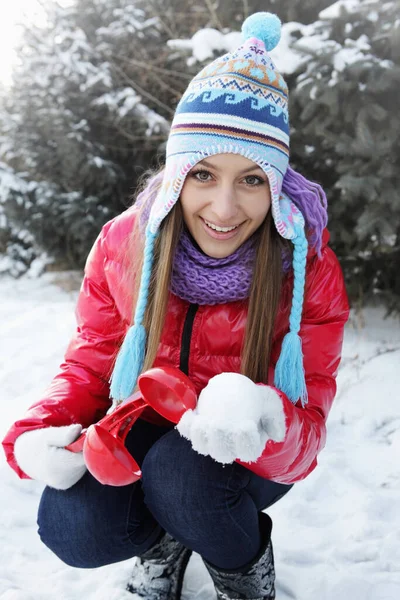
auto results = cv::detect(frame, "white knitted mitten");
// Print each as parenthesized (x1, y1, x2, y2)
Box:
(177, 373, 286, 464)
(14, 424, 87, 490)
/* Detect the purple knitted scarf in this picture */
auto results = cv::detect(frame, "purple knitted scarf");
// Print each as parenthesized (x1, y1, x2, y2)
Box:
(170, 227, 257, 305)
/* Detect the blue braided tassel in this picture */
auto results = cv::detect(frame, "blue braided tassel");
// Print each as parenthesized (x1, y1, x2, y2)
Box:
(110, 228, 158, 402)
(274, 226, 308, 407)
(274, 330, 307, 407)
(109, 323, 146, 401)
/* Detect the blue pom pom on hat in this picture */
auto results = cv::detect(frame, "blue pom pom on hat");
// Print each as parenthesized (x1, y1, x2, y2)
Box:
(110, 12, 309, 409)
(241, 11, 282, 51)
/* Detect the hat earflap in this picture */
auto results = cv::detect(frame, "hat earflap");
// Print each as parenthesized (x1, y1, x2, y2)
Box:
(109, 227, 158, 403)
(274, 225, 308, 407)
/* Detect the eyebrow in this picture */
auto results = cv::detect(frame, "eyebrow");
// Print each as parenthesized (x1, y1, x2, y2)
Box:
(198, 159, 265, 175)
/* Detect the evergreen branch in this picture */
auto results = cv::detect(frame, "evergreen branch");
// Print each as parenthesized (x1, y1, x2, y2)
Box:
(110, 61, 175, 116)
(146, 0, 175, 38)
(112, 127, 168, 143)
(204, 0, 223, 30)
(112, 53, 192, 81)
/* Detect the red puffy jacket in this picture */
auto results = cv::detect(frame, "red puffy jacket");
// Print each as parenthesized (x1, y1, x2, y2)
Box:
(2, 205, 349, 484)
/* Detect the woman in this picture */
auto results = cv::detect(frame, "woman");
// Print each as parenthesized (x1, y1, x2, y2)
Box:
(2, 12, 349, 600)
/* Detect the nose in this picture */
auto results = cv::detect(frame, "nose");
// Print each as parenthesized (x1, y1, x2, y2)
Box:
(211, 185, 239, 223)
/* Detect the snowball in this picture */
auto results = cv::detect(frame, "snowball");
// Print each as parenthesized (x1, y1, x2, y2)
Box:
(196, 372, 265, 423)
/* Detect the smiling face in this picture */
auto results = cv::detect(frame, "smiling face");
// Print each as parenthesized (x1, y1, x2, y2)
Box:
(179, 153, 271, 258)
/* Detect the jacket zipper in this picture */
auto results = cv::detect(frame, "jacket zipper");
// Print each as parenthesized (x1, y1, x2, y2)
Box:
(180, 303, 199, 375)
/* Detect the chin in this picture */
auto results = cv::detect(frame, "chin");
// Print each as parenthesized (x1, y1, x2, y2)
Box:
(197, 238, 241, 258)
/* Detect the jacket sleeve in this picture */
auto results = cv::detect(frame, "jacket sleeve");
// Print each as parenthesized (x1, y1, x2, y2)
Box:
(2, 219, 128, 479)
(238, 246, 350, 484)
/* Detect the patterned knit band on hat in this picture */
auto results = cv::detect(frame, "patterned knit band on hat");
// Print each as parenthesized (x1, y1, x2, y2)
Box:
(110, 12, 309, 408)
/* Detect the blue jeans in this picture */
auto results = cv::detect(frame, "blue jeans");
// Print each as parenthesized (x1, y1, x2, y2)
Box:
(38, 419, 292, 570)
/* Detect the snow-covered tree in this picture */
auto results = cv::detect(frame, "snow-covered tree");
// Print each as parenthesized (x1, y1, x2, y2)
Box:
(0, 162, 38, 277)
(287, 0, 400, 312)
(1, 0, 170, 269)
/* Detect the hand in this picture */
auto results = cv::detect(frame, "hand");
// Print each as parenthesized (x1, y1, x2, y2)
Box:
(14, 424, 87, 490)
(176, 373, 286, 464)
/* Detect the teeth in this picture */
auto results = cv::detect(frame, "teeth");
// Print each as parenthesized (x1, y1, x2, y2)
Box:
(204, 219, 239, 233)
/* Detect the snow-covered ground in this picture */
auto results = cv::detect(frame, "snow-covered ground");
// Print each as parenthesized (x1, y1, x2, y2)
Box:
(0, 274, 399, 600)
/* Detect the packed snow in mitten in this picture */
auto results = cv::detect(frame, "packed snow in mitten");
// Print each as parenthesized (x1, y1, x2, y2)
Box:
(177, 373, 286, 464)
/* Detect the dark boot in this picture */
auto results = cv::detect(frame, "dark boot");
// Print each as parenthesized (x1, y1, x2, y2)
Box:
(203, 512, 275, 599)
(126, 530, 192, 599)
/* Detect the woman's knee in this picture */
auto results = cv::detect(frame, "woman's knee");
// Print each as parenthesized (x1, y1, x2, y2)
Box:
(37, 483, 108, 568)
(142, 429, 197, 505)
(37, 475, 157, 568)
(141, 429, 249, 526)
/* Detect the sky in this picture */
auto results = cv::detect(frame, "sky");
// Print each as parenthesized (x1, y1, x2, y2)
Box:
(0, 0, 73, 88)
(0, 1, 44, 87)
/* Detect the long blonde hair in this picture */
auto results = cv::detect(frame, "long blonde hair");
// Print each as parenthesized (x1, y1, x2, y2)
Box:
(122, 167, 289, 384)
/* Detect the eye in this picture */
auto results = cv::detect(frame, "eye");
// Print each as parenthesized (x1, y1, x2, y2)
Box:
(191, 169, 212, 182)
(243, 175, 265, 186)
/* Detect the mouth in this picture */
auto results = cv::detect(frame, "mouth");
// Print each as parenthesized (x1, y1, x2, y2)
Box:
(200, 217, 244, 240)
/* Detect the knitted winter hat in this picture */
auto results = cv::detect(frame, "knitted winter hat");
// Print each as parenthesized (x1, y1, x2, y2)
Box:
(110, 12, 309, 408)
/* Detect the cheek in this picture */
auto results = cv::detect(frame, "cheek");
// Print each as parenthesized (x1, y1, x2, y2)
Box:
(179, 186, 206, 221)
(180, 199, 195, 227)
(247, 199, 271, 225)
(179, 187, 192, 222)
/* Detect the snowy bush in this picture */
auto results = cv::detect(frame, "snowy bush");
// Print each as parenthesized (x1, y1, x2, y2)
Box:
(0, 0, 171, 268)
(0, 163, 38, 276)
(287, 0, 400, 312)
